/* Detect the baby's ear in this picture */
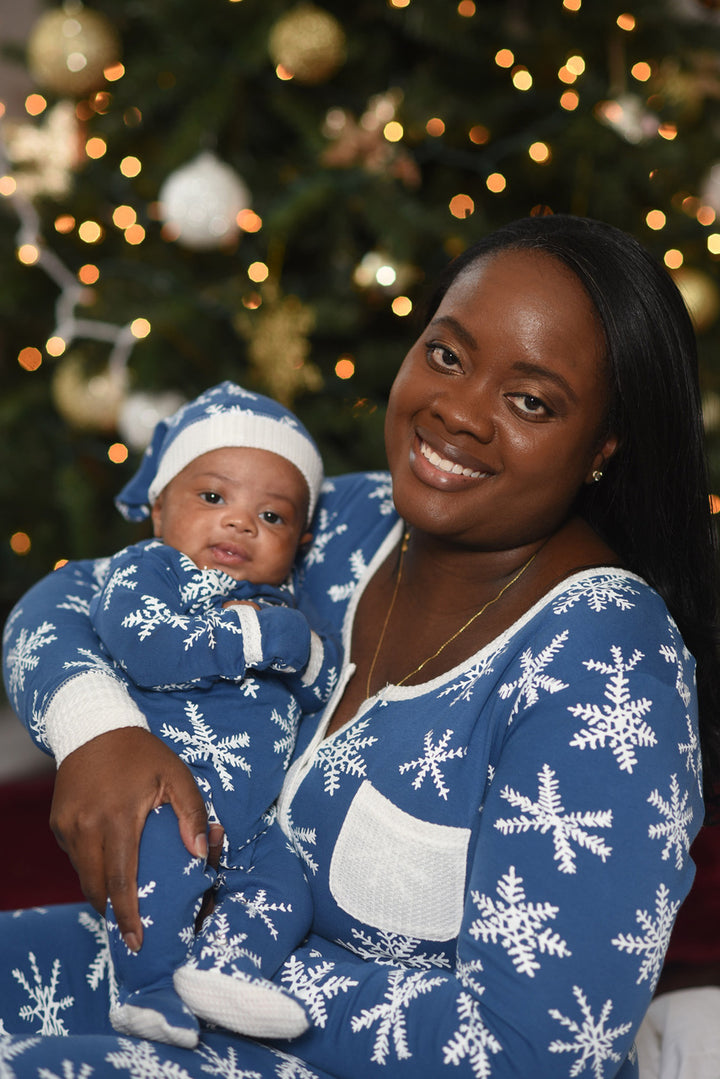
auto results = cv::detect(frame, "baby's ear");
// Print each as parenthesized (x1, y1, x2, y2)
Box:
(150, 496, 164, 538)
(299, 531, 313, 549)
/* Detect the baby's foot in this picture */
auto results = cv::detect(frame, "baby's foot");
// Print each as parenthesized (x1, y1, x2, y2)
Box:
(110, 985, 199, 1048)
(174, 963, 308, 1039)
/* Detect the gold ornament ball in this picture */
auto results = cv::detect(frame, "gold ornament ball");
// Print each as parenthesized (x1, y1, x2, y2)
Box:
(52, 355, 128, 432)
(268, 4, 346, 85)
(671, 266, 720, 333)
(27, 5, 121, 97)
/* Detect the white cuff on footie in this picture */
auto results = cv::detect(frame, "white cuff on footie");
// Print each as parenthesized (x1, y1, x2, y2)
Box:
(45, 671, 150, 765)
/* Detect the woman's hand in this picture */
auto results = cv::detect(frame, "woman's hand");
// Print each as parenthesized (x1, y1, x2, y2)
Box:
(49, 727, 216, 950)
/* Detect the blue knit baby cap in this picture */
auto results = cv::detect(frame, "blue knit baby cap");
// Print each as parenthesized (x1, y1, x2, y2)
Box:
(115, 381, 323, 524)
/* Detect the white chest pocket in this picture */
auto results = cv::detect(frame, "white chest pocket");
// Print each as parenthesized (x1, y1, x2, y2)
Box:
(329, 780, 471, 942)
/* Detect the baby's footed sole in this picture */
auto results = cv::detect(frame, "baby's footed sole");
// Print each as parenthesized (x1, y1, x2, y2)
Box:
(110, 986, 200, 1048)
(174, 964, 309, 1039)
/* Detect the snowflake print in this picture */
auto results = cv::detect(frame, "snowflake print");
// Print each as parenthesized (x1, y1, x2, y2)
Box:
(552, 575, 639, 616)
(495, 763, 613, 874)
(442, 991, 503, 1078)
(241, 678, 260, 699)
(611, 882, 680, 989)
(438, 645, 507, 706)
(678, 711, 703, 795)
(302, 506, 348, 570)
(78, 907, 112, 991)
(659, 615, 693, 707)
(567, 646, 656, 773)
(225, 888, 295, 941)
(195, 911, 260, 971)
(28, 689, 50, 751)
(280, 954, 358, 1028)
(12, 952, 74, 1035)
(62, 647, 117, 677)
(326, 548, 368, 604)
(366, 472, 395, 515)
(196, 1040, 262, 1078)
(99, 562, 139, 611)
(456, 956, 487, 998)
(4, 619, 57, 698)
(648, 774, 694, 869)
(468, 865, 571, 977)
(38, 1063, 94, 1079)
(399, 728, 467, 800)
(285, 811, 319, 874)
(56, 593, 92, 616)
(270, 1048, 323, 1079)
(122, 594, 190, 640)
(498, 631, 569, 724)
(351, 968, 447, 1064)
(0, 1024, 40, 1076)
(161, 700, 251, 791)
(272, 697, 300, 767)
(105, 1036, 195, 1077)
(339, 927, 451, 970)
(313, 718, 378, 795)
(548, 985, 632, 1079)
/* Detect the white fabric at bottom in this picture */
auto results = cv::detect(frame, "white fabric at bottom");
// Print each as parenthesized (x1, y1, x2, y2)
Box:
(636, 987, 720, 1079)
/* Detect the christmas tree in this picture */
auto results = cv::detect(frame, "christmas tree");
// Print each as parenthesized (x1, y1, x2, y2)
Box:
(3, 0, 720, 622)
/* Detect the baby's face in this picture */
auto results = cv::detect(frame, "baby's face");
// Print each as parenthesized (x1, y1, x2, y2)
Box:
(151, 447, 311, 585)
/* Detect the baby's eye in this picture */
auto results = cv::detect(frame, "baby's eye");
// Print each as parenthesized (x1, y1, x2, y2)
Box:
(260, 510, 283, 525)
(426, 343, 461, 371)
(200, 491, 223, 504)
(507, 393, 551, 418)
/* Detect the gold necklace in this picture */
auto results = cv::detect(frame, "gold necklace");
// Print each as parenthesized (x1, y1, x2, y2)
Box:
(365, 530, 537, 697)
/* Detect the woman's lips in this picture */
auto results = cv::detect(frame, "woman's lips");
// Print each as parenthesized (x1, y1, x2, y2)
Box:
(418, 438, 491, 479)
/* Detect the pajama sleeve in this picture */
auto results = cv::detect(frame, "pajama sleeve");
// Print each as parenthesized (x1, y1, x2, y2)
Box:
(2, 559, 150, 764)
(89, 544, 316, 689)
(277, 610, 703, 1078)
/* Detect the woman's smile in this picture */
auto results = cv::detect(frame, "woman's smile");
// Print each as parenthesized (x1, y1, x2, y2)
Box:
(413, 433, 494, 485)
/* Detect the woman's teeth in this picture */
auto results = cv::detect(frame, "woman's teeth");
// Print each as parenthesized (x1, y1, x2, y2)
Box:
(420, 440, 486, 479)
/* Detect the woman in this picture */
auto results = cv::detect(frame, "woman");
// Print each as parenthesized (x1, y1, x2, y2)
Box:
(2, 214, 718, 1078)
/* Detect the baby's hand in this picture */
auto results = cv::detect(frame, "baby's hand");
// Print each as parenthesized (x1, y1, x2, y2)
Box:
(222, 599, 260, 610)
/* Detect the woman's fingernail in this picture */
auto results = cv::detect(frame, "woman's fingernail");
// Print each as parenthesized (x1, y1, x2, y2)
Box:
(124, 933, 140, 953)
(195, 833, 208, 859)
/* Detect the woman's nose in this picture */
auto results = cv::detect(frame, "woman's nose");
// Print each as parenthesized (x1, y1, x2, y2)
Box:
(432, 383, 495, 443)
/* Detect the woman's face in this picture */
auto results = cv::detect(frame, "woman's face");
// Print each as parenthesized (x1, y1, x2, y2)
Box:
(384, 248, 618, 551)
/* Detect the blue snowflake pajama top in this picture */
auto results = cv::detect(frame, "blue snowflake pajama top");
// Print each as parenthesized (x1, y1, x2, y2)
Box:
(85, 539, 341, 1044)
(0, 472, 704, 1078)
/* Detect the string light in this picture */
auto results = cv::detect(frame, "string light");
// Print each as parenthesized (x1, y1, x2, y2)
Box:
(392, 296, 412, 316)
(664, 249, 683, 269)
(617, 13, 636, 31)
(335, 356, 355, 379)
(248, 261, 269, 283)
(108, 442, 129, 463)
(10, 532, 31, 555)
(646, 209, 666, 230)
(486, 172, 507, 193)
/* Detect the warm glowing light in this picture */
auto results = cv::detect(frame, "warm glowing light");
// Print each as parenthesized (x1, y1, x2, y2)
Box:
(631, 61, 652, 82)
(113, 205, 137, 229)
(658, 123, 677, 142)
(78, 220, 103, 243)
(237, 209, 262, 232)
(376, 264, 397, 287)
(468, 124, 490, 145)
(457, 0, 476, 14)
(10, 532, 31, 555)
(85, 137, 107, 159)
(335, 356, 355, 379)
(120, 156, 142, 178)
(711, 494, 720, 514)
(92, 91, 111, 113)
(78, 264, 100, 284)
(392, 296, 412, 316)
(17, 244, 39, 265)
(248, 261, 269, 283)
(563, 0, 582, 9)
(697, 205, 716, 226)
(426, 117, 445, 137)
(104, 62, 125, 81)
(566, 55, 585, 76)
(46, 336, 66, 357)
(123, 107, 142, 127)
(558, 65, 577, 84)
(388, 0, 411, 8)
(108, 443, 129, 464)
(511, 67, 533, 91)
(664, 249, 683, 269)
(54, 213, 75, 233)
(495, 48, 514, 68)
(18, 347, 42, 372)
(384, 120, 404, 142)
(560, 90, 580, 111)
(707, 234, 720, 255)
(124, 224, 146, 245)
(486, 172, 507, 193)
(275, 64, 294, 80)
(529, 141, 551, 163)
(242, 293, 262, 309)
(449, 193, 475, 218)
(0, 175, 17, 196)
(645, 209, 666, 230)
(25, 94, 47, 116)
(131, 318, 151, 338)
(53, 559, 69, 570)
(617, 13, 636, 30)
(0, 103, 4, 119)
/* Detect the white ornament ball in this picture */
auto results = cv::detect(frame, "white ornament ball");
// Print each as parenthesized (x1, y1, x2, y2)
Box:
(27, 5, 121, 98)
(158, 152, 251, 251)
(52, 355, 128, 432)
(118, 390, 187, 451)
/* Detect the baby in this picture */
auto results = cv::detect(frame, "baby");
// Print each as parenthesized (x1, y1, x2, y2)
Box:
(88, 381, 340, 1047)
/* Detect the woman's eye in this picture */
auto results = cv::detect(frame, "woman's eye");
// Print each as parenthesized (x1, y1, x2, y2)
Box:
(507, 393, 551, 417)
(426, 343, 461, 371)
(200, 491, 223, 504)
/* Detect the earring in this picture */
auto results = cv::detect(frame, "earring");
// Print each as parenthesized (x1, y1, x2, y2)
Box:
(592, 469, 603, 483)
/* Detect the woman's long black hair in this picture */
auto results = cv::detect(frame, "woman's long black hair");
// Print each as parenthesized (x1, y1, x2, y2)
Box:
(425, 213, 720, 814)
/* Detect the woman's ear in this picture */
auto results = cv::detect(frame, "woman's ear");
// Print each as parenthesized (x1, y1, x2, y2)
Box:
(585, 432, 619, 485)
(150, 496, 164, 538)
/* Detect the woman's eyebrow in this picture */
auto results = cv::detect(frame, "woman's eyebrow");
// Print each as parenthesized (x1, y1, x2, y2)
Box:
(428, 315, 478, 351)
(511, 360, 578, 403)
